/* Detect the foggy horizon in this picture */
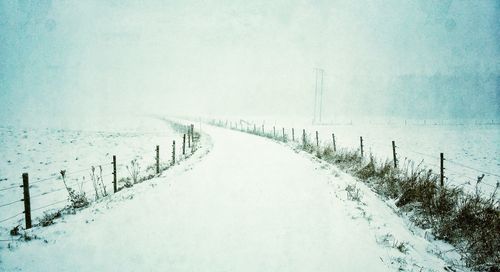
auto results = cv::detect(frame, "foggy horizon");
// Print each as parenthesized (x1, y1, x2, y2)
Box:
(1, 0, 499, 126)
(1, 2, 500, 271)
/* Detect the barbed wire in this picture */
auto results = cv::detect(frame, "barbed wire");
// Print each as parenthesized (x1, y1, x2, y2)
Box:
(0, 237, 23, 242)
(441, 164, 498, 184)
(0, 199, 22, 209)
(28, 170, 114, 201)
(28, 163, 113, 187)
(0, 185, 21, 192)
(445, 171, 480, 182)
(91, 161, 114, 167)
(102, 173, 114, 178)
(222, 119, 500, 197)
(0, 236, 23, 242)
(445, 158, 500, 178)
(0, 128, 194, 233)
(29, 187, 67, 200)
(64, 166, 96, 176)
(421, 162, 441, 170)
(18, 161, 114, 186)
(371, 139, 500, 181)
(0, 211, 24, 224)
(364, 137, 391, 149)
(479, 182, 498, 189)
(30, 175, 60, 185)
(396, 146, 440, 161)
(31, 199, 68, 212)
(448, 178, 476, 190)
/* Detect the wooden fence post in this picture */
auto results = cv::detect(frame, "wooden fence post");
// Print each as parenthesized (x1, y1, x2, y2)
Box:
(273, 126, 276, 138)
(282, 128, 285, 140)
(392, 141, 397, 168)
(112, 155, 117, 193)
(253, 124, 256, 133)
(156, 145, 160, 174)
(188, 128, 191, 148)
(182, 134, 186, 155)
(302, 129, 306, 148)
(172, 141, 176, 165)
(315, 131, 319, 147)
(292, 128, 295, 141)
(360, 136, 364, 157)
(332, 133, 336, 152)
(191, 124, 194, 143)
(440, 153, 444, 187)
(22, 173, 32, 229)
(262, 124, 265, 135)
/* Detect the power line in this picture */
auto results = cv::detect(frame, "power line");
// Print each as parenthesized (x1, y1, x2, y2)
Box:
(313, 68, 325, 124)
(319, 69, 324, 123)
(313, 68, 318, 124)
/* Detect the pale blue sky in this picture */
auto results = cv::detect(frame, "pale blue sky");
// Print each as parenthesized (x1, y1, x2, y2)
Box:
(0, 0, 498, 126)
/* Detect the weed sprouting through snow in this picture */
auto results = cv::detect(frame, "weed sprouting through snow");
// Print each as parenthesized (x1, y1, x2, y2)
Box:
(126, 159, 140, 186)
(345, 184, 362, 202)
(60, 170, 89, 209)
(329, 149, 499, 270)
(217, 120, 500, 270)
(39, 211, 62, 227)
(90, 165, 107, 200)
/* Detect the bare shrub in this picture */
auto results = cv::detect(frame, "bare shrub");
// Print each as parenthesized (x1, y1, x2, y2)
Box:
(126, 159, 140, 185)
(394, 241, 409, 254)
(346, 184, 362, 202)
(90, 165, 107, 200)
(349, 157, 499, 269)
(39, 211, 61, 227)
(60, 170, 89, 209)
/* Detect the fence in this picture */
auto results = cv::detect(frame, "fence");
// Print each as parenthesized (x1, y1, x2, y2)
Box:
(216, 119, 500, 269)
(212, 119, 500, 196)
(0, 123, 199, 234)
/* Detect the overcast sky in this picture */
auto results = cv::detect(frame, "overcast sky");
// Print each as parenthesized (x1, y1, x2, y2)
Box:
(0, 0, 498, 126)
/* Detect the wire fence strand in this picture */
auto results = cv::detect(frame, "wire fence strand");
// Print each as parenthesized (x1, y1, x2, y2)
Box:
(397, 146, 440, 161)
(0, 212, 24, 224)
(30, 175, 60, 185)
(29, 187, 68, 200)
(0, 185, 21, 192)
(31, 199, 68, 212)
(0, 199, 22, 209)
(27, 161, 114, 186)
(0, 237, 23, 242)
(446, 159, 500, 178)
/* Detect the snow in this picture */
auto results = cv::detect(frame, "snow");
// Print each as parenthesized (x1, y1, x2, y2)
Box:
(0, 116, 183, 229)
(229, 117, 499, 196)
(1, 124, 457, 271)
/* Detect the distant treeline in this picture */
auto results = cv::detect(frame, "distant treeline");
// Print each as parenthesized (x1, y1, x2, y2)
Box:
(326, 73, 498, 120)
(386, 73, 498, 119)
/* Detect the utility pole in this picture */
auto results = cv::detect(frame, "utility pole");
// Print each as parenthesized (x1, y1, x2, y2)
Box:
(313, 68, 324, 124)
(319, 69, 324, 123)
(313, 68, 318, 124)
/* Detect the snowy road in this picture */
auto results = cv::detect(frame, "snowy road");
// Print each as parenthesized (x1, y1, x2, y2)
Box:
(1, 125, 448, 271)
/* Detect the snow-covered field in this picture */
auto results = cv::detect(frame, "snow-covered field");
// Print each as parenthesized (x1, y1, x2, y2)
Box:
(229, 117, 499, 196)
(0, 116, 185, 231)
(0, 124, 458, 271)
